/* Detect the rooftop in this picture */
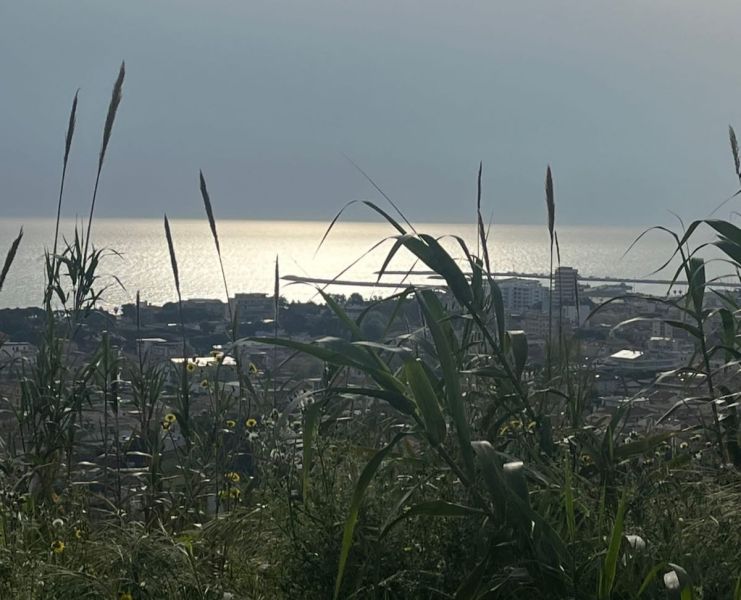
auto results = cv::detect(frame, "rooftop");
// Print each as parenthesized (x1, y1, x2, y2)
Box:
(610, 349, 644, 361)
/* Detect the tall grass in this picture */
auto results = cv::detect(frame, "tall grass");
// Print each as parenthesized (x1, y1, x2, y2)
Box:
(3, 66, 741, 599)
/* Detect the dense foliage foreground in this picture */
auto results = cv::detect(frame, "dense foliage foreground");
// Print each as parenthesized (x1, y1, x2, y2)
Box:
(3, 65, 741, 599)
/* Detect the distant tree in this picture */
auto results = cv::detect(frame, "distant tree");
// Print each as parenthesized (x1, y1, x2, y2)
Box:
(348, 292, 364, 305)
(282, 310, 307, 336)
(121, 303, 137, 320)
(360, 311, 385, 341)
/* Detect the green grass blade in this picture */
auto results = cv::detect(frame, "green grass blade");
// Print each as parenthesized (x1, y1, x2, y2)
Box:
(564, 457, 575, 547)
(247, 336, 406, 394)
(302, 399, 324, 503)
(507, 330, 528, 380)
(381, 500, 485, 540)
(598, 488, 628, 599)
(418, 289, 474, 477)
(404, 357, 447, 446)
(472, 441, 506, 520)
(637, 563, 671, 596)
(334, 432, 407, 599)
(454, 554, 490, 600)
(331, 387, 416, 415)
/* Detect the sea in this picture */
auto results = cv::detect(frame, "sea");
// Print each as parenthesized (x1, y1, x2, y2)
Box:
(0, 217, 723, 310)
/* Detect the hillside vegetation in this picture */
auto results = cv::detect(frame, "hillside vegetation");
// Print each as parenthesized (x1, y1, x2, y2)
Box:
(2, 65, 741, 600)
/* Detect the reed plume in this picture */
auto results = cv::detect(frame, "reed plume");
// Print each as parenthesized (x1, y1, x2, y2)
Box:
(53, 90, 79, 258)
(84, 62, 125, 256)
(730, 126, 740, 182)
(0, 228, 23, 293)
(199, 171, 232, 319)
(476, 161, 491, 273)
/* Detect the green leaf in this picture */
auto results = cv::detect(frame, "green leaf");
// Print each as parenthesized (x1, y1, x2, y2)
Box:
(637, 562, 671, 596)
(719, 308, 736, 362)
(714, 238, 741, 268)
(564, 457, 575, 546)
(334, 432, 407, 600)
(413, 233, 473, 309)
(663, 564, 694, 600)
(302, 400, 324, 503)
(507, 330, 528, 380)
(454, 554, 490, 600)
(663, 320, 703, 341)
(330, 386, 416, 416)
(316, 288, 366, 342)
(472, 441, 507, 520)
(247, 336, 406, 394)
(613, 430, 678, 459)
(489, 279, 506, 349)
(381, 500, 485, 540)
(418, 289, 474, 478)
(598, 488, 628, 599)
(686, 257, 706, 317)
(404, 357, 447, 446)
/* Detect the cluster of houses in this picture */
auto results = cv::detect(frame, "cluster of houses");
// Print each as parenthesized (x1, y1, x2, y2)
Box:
(1, 271, 739, 448)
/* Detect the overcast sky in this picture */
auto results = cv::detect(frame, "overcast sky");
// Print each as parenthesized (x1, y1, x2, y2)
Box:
(2, 0, 741, 226)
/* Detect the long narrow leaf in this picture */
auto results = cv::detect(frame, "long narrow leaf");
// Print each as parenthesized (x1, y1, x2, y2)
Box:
(334, 432, 407, 599)
(598, 489, 628, 599)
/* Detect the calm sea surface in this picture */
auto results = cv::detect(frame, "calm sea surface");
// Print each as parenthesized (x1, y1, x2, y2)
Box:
(0, 218, 717, 310)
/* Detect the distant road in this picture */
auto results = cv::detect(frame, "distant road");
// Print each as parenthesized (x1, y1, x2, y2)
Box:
(284, 271, 741, 288)
(372, 271, 741, 288)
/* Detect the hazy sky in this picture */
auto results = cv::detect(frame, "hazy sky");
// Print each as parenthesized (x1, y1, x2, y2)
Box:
(3, 0, 741, 226)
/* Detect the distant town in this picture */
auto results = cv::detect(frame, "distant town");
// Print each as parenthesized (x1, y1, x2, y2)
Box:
(0, 266, 732, 454)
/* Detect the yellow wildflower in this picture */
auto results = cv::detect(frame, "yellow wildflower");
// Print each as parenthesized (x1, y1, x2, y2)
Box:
(210, 349, 220, 357)
(680, 442, 689, 449)
(498, 424, 509, 437)
(249, 362, 258, 374)
(226, 419, 236, 429)
(164, 413, 177, 423)
(510, 420, 523, 430)
(200, 379, 209, 389)
(119, 594, 134, 600)
(229, 488, 241, 499)
(246, 418, 258, 429)
(225, 472, 240, 483)
(581, 454, 592, 465)
(161, 421, 171, 432)
(74, 529, 83, 540)
(218, 490, 229, 500)
(51, 540, 65, 554)
(527, 421, 537, 432)
(186, 361, 196, 373)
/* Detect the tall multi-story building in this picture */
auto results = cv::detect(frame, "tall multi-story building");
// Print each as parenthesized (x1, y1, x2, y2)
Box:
(181, 298, 227, 319)
(498, 278, 546, 312)
(651, 319, 674, 339)
(554, 266, 579, 308)
(229, 293, 275, 321)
